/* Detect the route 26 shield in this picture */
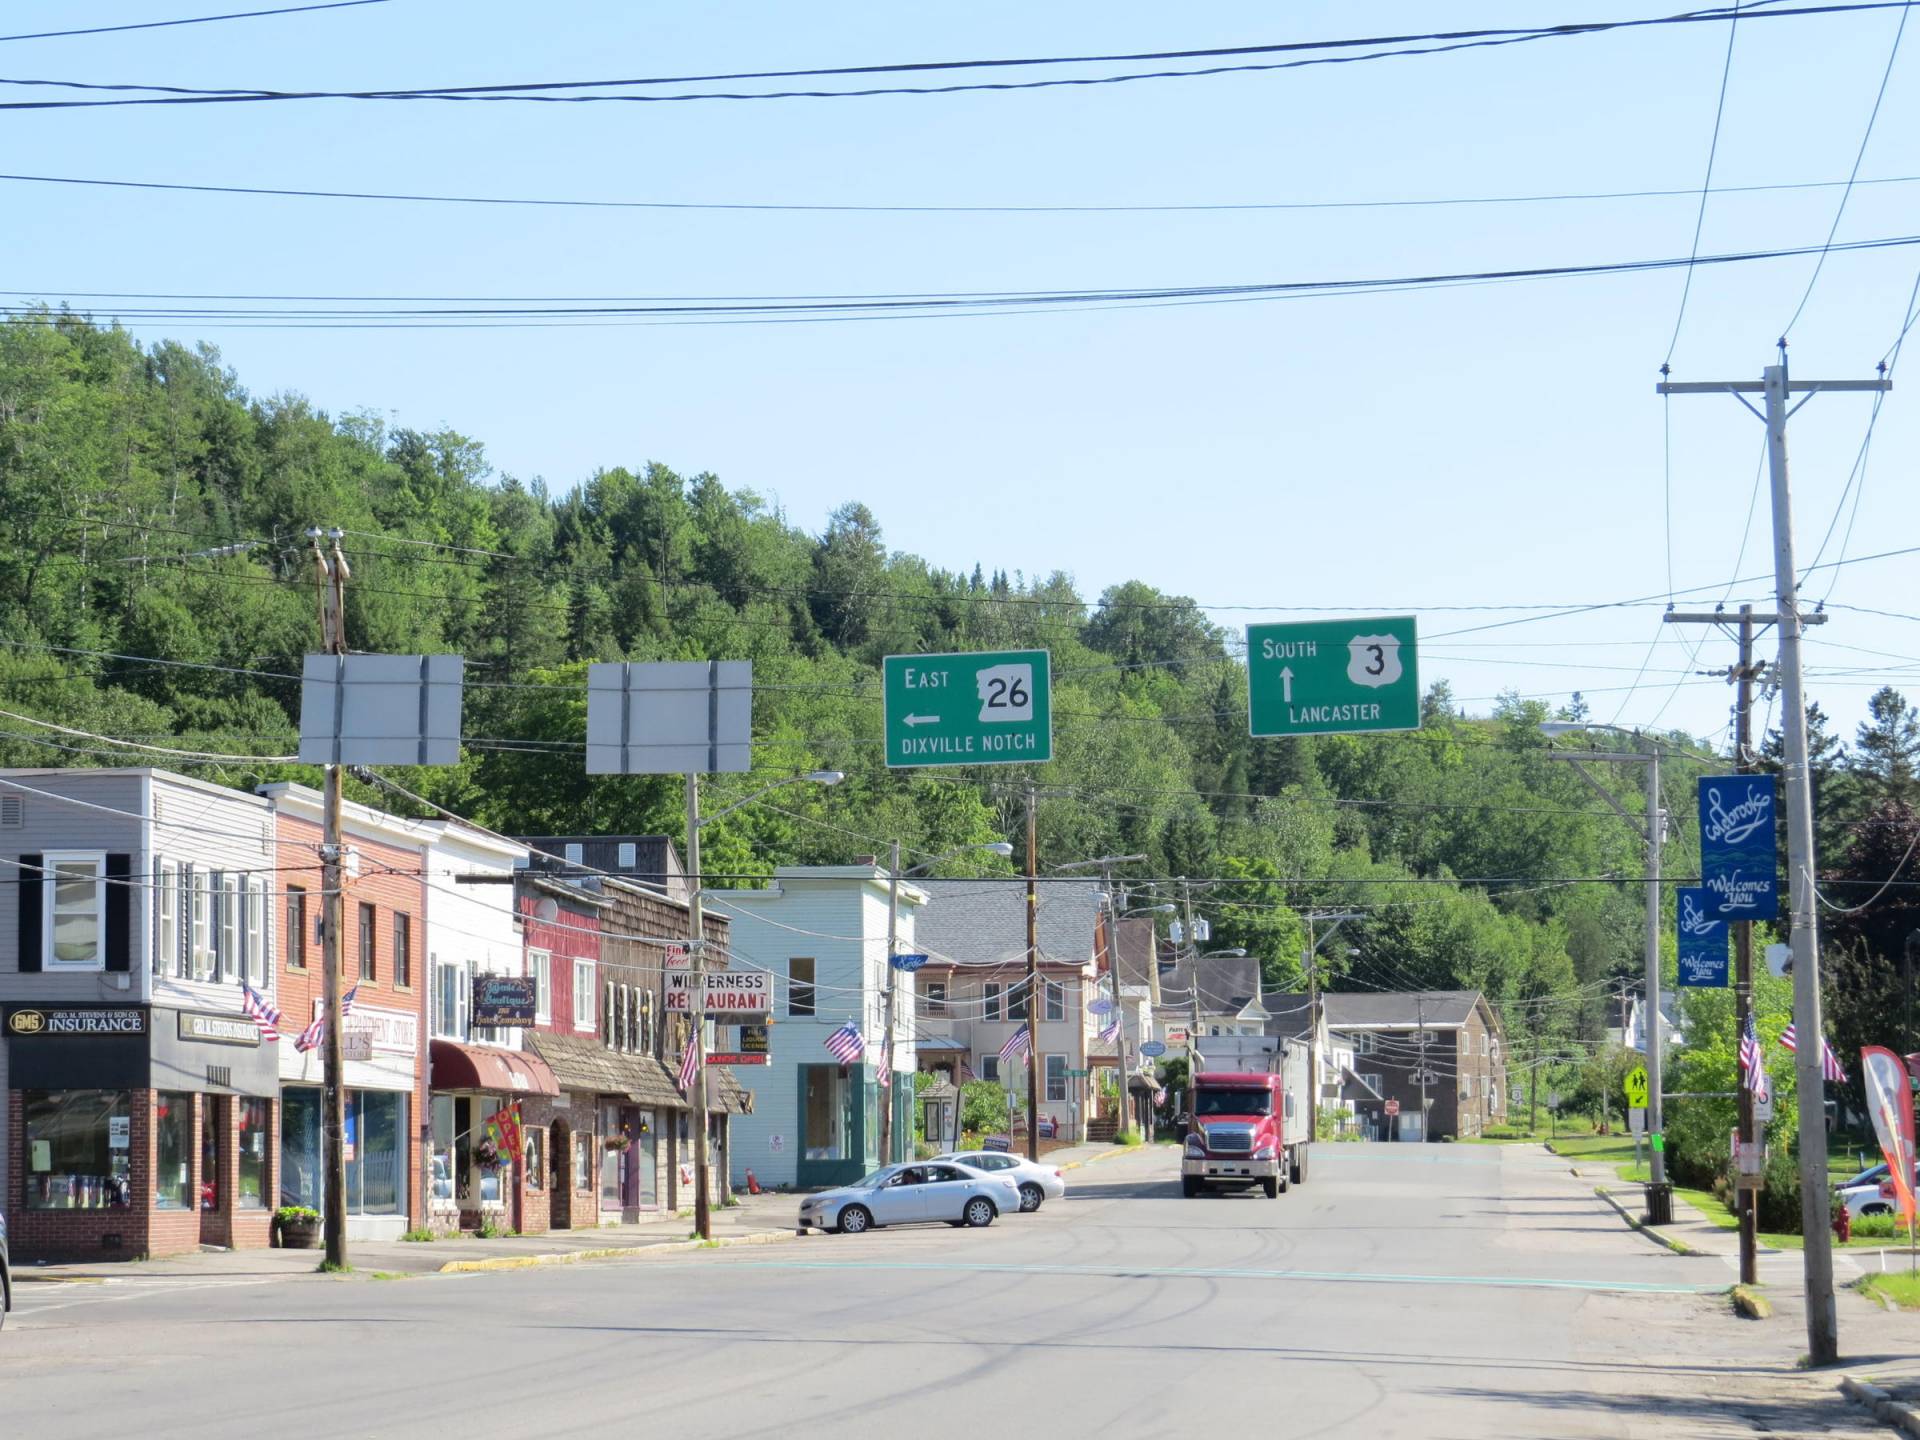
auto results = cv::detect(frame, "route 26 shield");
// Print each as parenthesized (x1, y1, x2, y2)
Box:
(1347, 634, 1403, 689)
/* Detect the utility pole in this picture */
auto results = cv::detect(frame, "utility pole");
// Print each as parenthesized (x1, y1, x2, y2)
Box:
(1660, 351, 1889, 1367)
(1416, 995, 1429, 1139)
(308, 528, 350, 1272)
(880, 838, 901, 1166)
(684, 772, 712, 1241)
(1024, 779, 1041, 1163)
(1664, 602, 1768, 1286)
(1182, 879, 1202, 1107)
(1305, 914, 1320, 1141)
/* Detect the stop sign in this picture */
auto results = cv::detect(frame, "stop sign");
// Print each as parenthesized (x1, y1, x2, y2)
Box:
(1385, 1099, 1401, 1117)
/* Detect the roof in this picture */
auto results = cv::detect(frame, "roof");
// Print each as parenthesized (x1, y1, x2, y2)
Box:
(525, 1030, 742, 1111)
(1260, 992, 1317, 1041)
(915, 878, 1101, 968)
(1113, 916, 1159, 989)
(1319, 990, 1485, 1030)
(1160, 952, 1264, 1015)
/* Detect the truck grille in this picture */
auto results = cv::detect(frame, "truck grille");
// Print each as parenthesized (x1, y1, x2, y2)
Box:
(1204, 1124, 1255, 1154)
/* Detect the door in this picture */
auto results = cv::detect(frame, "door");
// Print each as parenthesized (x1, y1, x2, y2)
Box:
(550, 1121, 572, 1229)
(636, 1124, 658, 1209)
(867, 1167, 925, 1225)
(918, 1164, 974, 1222)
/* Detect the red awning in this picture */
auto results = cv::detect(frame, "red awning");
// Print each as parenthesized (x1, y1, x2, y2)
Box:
(429, 1039, 560, 1097)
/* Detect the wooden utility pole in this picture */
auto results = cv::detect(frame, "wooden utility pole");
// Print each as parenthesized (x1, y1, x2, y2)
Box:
(309, 528, 350, 1271)
(1024, 780, 1041, 1162)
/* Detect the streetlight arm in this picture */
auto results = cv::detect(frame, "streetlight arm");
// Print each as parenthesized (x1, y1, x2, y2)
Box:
(696, 771, 843, 828)
(1545, 753, 1649, 840)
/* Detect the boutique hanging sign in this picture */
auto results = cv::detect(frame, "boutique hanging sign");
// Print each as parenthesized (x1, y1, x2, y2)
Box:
(1697, 775, 1778, 921)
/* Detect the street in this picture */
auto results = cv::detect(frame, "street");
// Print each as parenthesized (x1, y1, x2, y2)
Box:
(1, 1143, 1892, 1439)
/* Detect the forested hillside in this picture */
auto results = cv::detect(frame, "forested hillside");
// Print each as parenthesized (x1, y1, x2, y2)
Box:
(4, 314, 1917, 1097)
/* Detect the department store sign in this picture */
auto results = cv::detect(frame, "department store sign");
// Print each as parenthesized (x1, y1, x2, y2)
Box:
(5, 1006, 147, 1037)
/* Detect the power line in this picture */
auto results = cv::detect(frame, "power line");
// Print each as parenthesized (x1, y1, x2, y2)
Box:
(0, 2, 1898, 111)
(0, 1, 391, 45)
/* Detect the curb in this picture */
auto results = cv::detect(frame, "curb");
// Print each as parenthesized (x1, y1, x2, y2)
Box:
(1593, 1186, 1701, 1256)
(1057, 1144, 1145, 1174)
(1841, 1376, 1920, 1439)
(1730, 1284, 1772, 1320)
(437, 1226, 795, 1274)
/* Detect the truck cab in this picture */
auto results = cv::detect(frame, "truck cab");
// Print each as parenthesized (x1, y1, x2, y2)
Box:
(1180, 1066, 1308, 1199)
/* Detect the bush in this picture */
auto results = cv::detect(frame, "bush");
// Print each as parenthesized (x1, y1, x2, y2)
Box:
(399, 1227, 437, 1243)
(1851, 1212, 1910, 1239)
(1113, 1128, 1142, 1146)
(960, 1079, 1014, 1135)
(275, 1205, 321, 1224)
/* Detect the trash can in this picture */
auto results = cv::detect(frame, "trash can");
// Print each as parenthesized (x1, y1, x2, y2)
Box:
(1645, 1181, 1674, 1227)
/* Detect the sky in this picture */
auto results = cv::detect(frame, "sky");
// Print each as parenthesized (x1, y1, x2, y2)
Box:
(4, 0, 1918, 752)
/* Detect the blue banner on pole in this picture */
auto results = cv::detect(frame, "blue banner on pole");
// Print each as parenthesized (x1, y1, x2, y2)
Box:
(1676, 887, 1729, 987)
(1697, 774, 1779, 920)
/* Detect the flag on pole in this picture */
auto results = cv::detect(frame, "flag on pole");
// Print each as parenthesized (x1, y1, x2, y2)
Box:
(1099, 1018, 1120, 1043)
(677, 1038, 700, 1092)
(875, 1030, 893, 1089)
(239, 981, 282, 1043)
(824, 1021, 865, 1065)
(1822, 1038, 1848, 1084)
(1738, 1014, 1766, 1097)
(293, 1015, 325, 1053)
(999, 1025, 1032, 1064)
(1779, 1023, 1797, 1052)
(342, 984, 359, 1017)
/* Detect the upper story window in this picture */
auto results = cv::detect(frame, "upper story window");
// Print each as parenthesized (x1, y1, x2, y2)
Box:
(393, 911, 412, 990)
(564, 843, 584, 866)
(45, 851, 106, 970)
(983, 982, 1003, 1022)
(1007, 979, 1030, 1021)
(617, 842, 636, 870)
(529, 948, 551, 1023)
(432, 955, 469, 1040)
(573, 957, 594, 1032)
(285, 885, 308, 971)
(216, 873, 240, 982)
(924, 982, 947, 1016)
(244, 877, 266, 987)
(1355, 1032, 1376, 1055)
(189, 868, 212, 980)
(1045, 980, 1066, 1023)
(358, 903, 377, 983)
(154, 859, 178, 977)
(788, 958, 815, 1018)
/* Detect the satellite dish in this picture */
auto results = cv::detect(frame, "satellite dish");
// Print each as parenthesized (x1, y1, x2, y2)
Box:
(533, 896, 561, 922)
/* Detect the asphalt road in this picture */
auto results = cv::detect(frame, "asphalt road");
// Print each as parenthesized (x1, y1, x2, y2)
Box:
(0, 1143, 1889, 1438)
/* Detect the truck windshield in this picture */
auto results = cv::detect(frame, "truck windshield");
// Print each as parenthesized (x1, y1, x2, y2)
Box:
(1195, 1088, 1270, 1117)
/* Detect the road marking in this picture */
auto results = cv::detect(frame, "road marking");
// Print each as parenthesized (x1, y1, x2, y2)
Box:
(679, 1257, 1721, 1296)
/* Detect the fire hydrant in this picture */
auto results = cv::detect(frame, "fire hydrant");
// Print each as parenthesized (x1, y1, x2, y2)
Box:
(1833, 1205, 1852, 1243)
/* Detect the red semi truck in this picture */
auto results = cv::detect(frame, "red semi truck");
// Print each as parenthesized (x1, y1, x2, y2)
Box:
(1180, 1041, 1310, 1199)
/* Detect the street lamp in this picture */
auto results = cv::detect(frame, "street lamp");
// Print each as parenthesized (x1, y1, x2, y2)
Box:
(1538, 720, 1673, 1213)
(684, 768, 842, 1240)
(877, 839, 1015, 1162)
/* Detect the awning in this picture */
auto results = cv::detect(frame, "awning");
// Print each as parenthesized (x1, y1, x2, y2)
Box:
(430, 1039, 560, 1096)
(914, 1036, 970, 1053)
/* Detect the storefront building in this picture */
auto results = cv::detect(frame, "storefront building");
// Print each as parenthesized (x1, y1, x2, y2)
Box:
(1, 768, 288, 1260)
(262, 784, 432, 1242)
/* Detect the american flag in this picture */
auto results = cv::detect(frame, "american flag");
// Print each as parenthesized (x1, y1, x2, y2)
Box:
(1099, 1017, 1120, 1043)
(1779, 1024, 1798, 1052)
(293, 1015, 325, 1054)
(240, 982, 281, 1043)
(875, 1029, 893, 1089)
(1739, 1014, 1767, 1098)
(824, 1021, 865, 1065)
(1822, 1038, 1848, 1084)
(342, 984, 359, 1017)
(677, 1038, 700, 1092)
(999, 1025, 1031, 1064)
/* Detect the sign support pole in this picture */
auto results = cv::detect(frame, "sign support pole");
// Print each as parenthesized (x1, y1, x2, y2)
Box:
(1025, 780, 1041, 1163)
(1660, 354, 1890, 1366)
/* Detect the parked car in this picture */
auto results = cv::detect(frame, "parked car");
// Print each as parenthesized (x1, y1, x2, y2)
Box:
(1839, 1160, 1919, 1221)
(934, 1150, 1068, 1212)
(797, 1161, 1021, 1235)
(1, 1209, 11, 1329)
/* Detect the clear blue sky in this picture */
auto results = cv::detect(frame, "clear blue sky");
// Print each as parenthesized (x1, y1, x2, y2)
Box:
(7, 1, 1917, 749)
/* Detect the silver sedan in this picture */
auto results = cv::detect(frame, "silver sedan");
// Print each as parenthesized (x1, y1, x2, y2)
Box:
(797, 1161, 1021, 1235)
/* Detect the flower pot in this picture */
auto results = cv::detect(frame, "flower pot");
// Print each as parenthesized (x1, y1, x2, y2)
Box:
(279, 1219, 321, 1250)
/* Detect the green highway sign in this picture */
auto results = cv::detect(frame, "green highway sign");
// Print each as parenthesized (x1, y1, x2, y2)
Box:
(1246, 617, 1419, 738)
(883, 649, 1052, 768)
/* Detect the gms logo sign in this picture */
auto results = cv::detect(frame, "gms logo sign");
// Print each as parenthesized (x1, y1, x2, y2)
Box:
(7, 1008, 46, 1035)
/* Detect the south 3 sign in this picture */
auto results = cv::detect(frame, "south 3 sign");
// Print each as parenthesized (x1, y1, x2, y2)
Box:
(1697, 775, 1779, 921)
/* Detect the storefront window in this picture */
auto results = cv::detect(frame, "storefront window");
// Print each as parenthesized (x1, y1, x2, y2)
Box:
(432, 1094, 456, 1203)
(200, 1097, 221, 1211)
(237, 1098, 269, 1208)
(281, 1087, 322, 1209)
(155, 1093, 193, 1210)
(525, 1127, 545, 1191)
(803, 1066, 846, 1161)
(477, 1098, 503, 1204)
(23, 1090, 131, 1210)
(351, 1090, 403, 1214)
(600, 1102, 623, 1209)
(574, 1131, 593, 1192)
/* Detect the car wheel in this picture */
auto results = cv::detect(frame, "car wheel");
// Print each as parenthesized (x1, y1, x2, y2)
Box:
(837, 1205, 872, 1235)
(964, 1197, 996, 1228)
(1018, 1183, 1044, 1213)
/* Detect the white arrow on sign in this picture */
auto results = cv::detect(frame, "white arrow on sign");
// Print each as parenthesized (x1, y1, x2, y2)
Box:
(1279, 666, 1294, 703)
(903, 714, 939, 727)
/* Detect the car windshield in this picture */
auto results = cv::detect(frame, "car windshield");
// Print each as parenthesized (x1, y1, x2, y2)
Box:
(1195, 1087, 1271, 1117)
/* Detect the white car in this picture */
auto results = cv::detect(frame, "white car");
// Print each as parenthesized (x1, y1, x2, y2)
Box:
(1839, 1160, 1918, 1221)
(936, 1150, 1068, 1213)
(796, 1161, 1021, 1235)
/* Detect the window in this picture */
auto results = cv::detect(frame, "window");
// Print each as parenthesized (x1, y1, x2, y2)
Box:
(981, 1056, 1000, 1083)
(201, 1097, 221, 1212)
(155, 859, 178, 976)
(1360, 1073, 1384, 1097)
(617, 842, 636, 869)
(1045, 980, 1066, 1022)
(1045, 1054, 1069, 1102)
(155, 1093, 193, 1210)
(245, 878, 266, 986)
(432, 956, 469, 1040)
(983, 982, 1002, 1021)
(603, 979, 616, 1046)
(285, 885, 308, 970)
(573, 957, 595, 1031)
(789, 958, 816, 1017)
(524, 1127, 545, 1191)
(565, 843, 584, 865)
(22, 1090, 132, 1210)
(1007, 980, 1030, 1021)
(45, 851, 106, 970)
(802, 1065, 847, 1161)
(1462, 1074, 1474, 1098)
(216, 873, 238, 981)
(924, 982, 947, 1015)
(617, 985, 631, 1051)
(529, 949, 551, 1023)
(190, 867, 211, 979)
(1355, 1032, 1376, 1055)
(390, 912, 411, 990)
(237, 1097, 268, 1209)
(358, 902, 377, 982)
(573, 1131, 593, 1192)
(637, 991, 655, 1054)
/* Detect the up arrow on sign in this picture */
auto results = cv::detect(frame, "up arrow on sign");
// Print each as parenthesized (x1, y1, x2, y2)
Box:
(1246, 618, 1419, 738)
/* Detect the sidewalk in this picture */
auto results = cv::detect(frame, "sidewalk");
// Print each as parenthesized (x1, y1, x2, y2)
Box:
(11, 1189, 802, 1283)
